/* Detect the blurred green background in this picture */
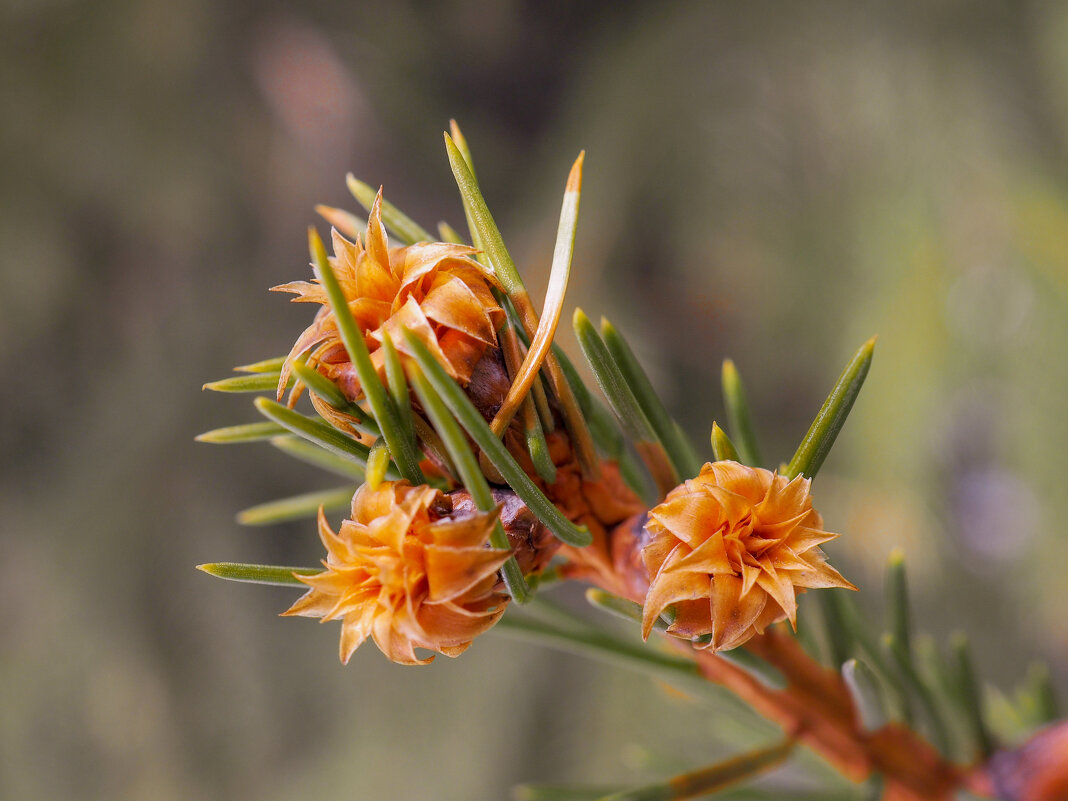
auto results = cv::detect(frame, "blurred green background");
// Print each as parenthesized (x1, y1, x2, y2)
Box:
(3, 1, 1067, 798)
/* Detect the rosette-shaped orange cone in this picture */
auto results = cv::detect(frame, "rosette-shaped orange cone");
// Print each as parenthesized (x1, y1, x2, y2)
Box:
(273, 191, 504, 427)
(283, 481, 511, 665)
(641, 461, 855, 651)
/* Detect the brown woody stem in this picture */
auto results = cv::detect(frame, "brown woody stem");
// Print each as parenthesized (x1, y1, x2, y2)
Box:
(572, 514, 966, 801)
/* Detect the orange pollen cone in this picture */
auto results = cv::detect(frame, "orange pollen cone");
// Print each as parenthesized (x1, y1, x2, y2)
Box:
(283, 481, 511, 665)
(641, 461, 855, 652)
(272, 189, 504, 429)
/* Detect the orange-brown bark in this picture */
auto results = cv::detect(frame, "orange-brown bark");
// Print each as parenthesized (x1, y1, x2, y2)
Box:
(506, 437, 975, 799)
(574, 514, 967, 801)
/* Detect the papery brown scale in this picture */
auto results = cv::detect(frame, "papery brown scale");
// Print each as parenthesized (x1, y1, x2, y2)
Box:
(449, 488, 560, 577)
(537, 430, 648, 600)
(464, 347, 512, 423)
(608, 512, 654, 603)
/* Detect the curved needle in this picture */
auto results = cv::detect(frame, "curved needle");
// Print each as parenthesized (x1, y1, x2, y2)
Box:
(489, 152, 583, 437)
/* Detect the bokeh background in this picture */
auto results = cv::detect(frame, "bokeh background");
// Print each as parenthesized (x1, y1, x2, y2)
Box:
(3, 1, 1068, 798)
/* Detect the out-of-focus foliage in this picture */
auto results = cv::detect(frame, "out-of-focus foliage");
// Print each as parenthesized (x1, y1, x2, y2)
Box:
(1, 1, 1066, 798)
